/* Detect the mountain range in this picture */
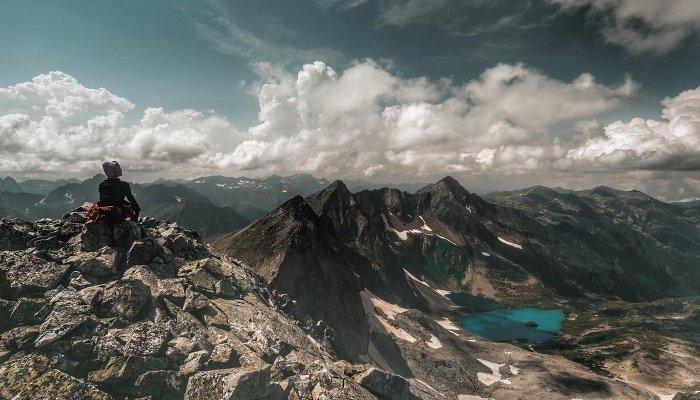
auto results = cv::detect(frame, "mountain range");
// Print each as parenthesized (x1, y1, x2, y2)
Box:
(1, 174, 699, 398)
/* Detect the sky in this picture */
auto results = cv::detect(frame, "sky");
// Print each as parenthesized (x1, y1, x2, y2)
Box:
(1, 0, 700, 200)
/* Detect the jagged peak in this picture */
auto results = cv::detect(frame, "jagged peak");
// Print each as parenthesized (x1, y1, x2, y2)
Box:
(417, 176, 469, 199)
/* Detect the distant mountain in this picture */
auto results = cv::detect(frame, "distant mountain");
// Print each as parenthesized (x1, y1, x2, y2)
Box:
(183, 173, 328, 211)
(19, 178, 82, 194)
(0, 191, 44, 218)
(133, 184, 250, 238)
(0, 177, 22, 193)
(0, 177, 250, 237)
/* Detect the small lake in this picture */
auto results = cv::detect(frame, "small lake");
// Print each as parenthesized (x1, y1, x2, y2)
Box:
(461, 308, 566, 342)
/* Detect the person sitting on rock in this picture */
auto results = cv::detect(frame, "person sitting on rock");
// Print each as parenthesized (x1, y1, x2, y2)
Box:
(86, 161, 141, 224)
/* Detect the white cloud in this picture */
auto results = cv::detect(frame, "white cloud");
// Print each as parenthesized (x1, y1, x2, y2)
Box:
(552, 0, 700, 54)
(568, 86, 700, 170)
(3, 64, 700, 200)
(229, 60, 636, 178)
(0, 71, 238, 176)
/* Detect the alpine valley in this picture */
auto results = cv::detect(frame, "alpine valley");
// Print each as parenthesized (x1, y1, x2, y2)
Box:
(1, 175, 699, 399)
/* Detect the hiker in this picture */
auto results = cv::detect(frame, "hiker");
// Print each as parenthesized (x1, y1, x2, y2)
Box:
(86, 161, 141, 224)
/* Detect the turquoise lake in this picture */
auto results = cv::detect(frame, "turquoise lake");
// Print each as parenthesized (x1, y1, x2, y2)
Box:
(461, 308, 566, 342)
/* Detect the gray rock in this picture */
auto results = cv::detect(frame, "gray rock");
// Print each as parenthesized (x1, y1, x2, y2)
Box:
(178, 350, 210, 377)
(78, 285, 104, 306)
(9, 297, 49, 325)
(69, 271, 93, 290)
(126, 239, 161, 267)
(13, 369, 113, 400)
(99, 279, 151, 321)
(166, 336, 197, 362)
(674, 393, 700, 400)
(123, 322, 169, 357)
(208, 343, 240, 369)
(184, 367, 271, 400)
(77, 223, 115, 252)
(0, 325, 40, 349)
(0, 251, 70, 298)
(183, 287, 210, 312)
(0, 353, 73, 399)
(72, 246, 120, 279)
(353, 367, 439, 400)
(0, 299, 17, 329)
(135, 370, 183, 398)
(0, 219, 35, 251)
(35, 289, 91, 348)
(178, 261, 219, 293)
(157, 278, 186, 306)
(88, 356, 168, 384)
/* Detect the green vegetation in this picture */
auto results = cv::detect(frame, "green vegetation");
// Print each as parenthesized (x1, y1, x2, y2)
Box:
(422, 238, 465, 284)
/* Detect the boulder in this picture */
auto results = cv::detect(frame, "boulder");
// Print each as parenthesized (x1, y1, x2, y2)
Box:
(35, 289, 92, 348)
(178, 350, 210, 377)
(9, 297, 50, 325)
(13, 369, 113, 400)
(87, 356, 168, 384)
(76, 223, 115, 252)
(183, 287, 209, 312)
(184, 367, 271, 400)
(353, 367, 441, 400)
(0, 251, 70, 298)
(157, 278, 186, 305)
(0, 352, 72, 399)
(99, 279, 151, 321)
(0, 299, 17, 329)
(126, 239, 161, 267)
(0, 219, 35, 251)
(135, 370, 183, 398)
(208, 343, 240, 369)
(72, 246, 120, 279)
(123, 322, 170, 357)
(166, 336, 198, 362)
(0, 325, 40, 349)
(69, 271, 94, 290)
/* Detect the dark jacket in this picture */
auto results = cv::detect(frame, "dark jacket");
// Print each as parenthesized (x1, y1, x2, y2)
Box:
(98, 178, 140, 211)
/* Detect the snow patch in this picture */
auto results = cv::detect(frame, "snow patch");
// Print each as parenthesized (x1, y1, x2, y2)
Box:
(435, 289, 451, 297)
(498, 236, 523, 250)
(64, 190, 74, 204)
(375, 317, 418, 343)
(426, 334, 442, 349)
(481, 252, 491, 257)
(368, 294, 408, 320)
(404, 269, 430, 287)
(419, 216, 433, 231)
(435, 234, 458, 246)
(509, 365, 520, 375)
(381, 214, 408, 240)
(174, 195, 182, 202)
(476, 358, 511, 386)
(436, 318, 460, 336)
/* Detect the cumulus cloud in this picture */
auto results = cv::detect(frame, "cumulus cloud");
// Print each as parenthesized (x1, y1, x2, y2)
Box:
(4, 63, 700, 199)
(568, 86, 700, 170)
(219, 60, 636, 179)
(552, 0, 700, 54)
(0, 71, 239, 176)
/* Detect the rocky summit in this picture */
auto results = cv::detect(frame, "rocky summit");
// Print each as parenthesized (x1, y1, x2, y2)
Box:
(0, 204, 398, 400)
